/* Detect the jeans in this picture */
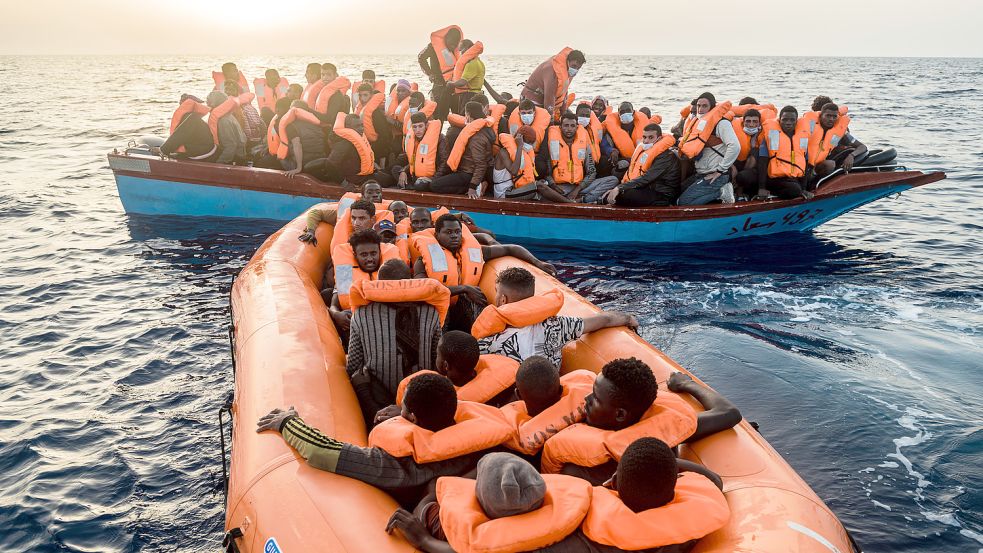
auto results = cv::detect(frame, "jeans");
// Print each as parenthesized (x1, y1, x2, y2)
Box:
(677, 173, 734, 205)
(579, 176, 620, 203)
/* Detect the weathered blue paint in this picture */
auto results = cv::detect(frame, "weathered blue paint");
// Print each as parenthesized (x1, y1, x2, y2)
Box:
(115, 173, 911, 244)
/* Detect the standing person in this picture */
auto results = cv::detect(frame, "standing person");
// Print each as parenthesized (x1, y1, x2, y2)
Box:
(419, 25, 463, 121)
(519, 48, 585, 122)
(420, 102, 494, 197)
(676, 92, 740, 205)
(445, 39, 485, 114)
(601, 124, 681, 207)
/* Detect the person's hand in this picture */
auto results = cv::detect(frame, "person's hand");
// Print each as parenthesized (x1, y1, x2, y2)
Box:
(386, 508, 431, 549)
(298, 229, 318, 247)
(330, 309, 351, 332)
(603, 188, 620, 205)
(350, 366, 372, 388)
(537, 261, 557, 276)
(256, 406, 298, 433)
(667, 372, 695, 393)
(515, 133, 525, 148)
(623, 313, 639, 331)
(460, 285, 488, 306)
(467, 187, 480, 199)
(608, 151, 619, 165)
(457, 212, 475, 226)
(706, 171, 722, 184)
(149, 146, 162, 157)
(397, 171, 408, 188)
(374, 404, 402, 425)
(842, 153, 855, 173)
(285, 168, 302, 178)
(755, 188, 770, 201)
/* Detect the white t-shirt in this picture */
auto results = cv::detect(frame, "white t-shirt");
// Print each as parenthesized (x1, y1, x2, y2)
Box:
(477, 316, 585, 367)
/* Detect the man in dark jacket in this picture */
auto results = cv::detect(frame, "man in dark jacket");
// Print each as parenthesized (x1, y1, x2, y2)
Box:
(601, 124, 681, 207)
(418, 102, 493, 197)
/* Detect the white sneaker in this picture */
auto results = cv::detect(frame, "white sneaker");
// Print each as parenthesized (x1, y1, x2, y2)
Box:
(720, 182, 736, 204)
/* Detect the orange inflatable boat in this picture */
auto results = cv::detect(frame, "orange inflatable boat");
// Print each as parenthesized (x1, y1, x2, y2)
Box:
(224, 204, 859, 553)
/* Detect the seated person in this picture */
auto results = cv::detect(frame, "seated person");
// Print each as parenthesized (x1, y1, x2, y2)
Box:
(677, 93, 740, 206)
(533, 111, 600, 203)
(500, 356, 596, 455)
(281, 100, 326, 177)
(328, 228, 400, 342)
(305, 113, 395, 187)
(810, 102, 866, 181)
(207, 90, 247, 165)
(223, 80, 265, 148)
(600, 123, 681, 207)
(412, 215, 557, 332)
(158, 94, 215, 161)
(474, 266, 636, 367)
(756, 106, 813, 200)
(389, 200, 409, 225)
(507, 99, 550, 153)
(729, 108, 765, 200)
(386, 439, 729, 553)
(347, 259, 449, 426)
(492, 126, 537, 198)
(601, 101, 647, 169)
(355, 82, 393, 167)
(257, 372, 513, 495)
(374, 219, 412, 264)
(285, 83, 304, 102)
(396, 112, 449, 190)
(421, 102, 495, 197)
(542, 358, 742, 484)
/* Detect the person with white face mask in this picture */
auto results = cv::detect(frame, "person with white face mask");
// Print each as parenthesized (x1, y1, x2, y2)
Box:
(519, 48, 586, 122)
(676, 92, 741, 205)
(729, 108, 766, 200)
(600, 124, 682, 207)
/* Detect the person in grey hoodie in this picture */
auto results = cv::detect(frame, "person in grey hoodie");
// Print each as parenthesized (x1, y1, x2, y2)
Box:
(676, 92, 740, 205)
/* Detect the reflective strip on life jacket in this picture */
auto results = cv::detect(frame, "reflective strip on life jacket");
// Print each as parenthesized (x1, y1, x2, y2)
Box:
(507, 107, 551, 150)
(430, 25, 463, 79)
(547, 126, 590, 184)
(332, 242, 400, 310)
(404, 120, 442, 179)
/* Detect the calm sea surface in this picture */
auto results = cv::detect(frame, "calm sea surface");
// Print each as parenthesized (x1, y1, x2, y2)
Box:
(0, 54, 980, 552)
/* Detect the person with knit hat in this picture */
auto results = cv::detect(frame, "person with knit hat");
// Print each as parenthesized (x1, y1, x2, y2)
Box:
(676, 91, 741, 205)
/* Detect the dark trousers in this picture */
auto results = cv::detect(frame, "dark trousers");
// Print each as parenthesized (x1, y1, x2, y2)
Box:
(616, 187, 672, 207)
(417, 172, 473, 194)
(433, 84, 452, 121)
(765, 177, 804, 199)
(734, 165, 760, 198)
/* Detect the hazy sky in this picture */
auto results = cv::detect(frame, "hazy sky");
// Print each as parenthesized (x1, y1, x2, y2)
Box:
(2, 0, 981, 57)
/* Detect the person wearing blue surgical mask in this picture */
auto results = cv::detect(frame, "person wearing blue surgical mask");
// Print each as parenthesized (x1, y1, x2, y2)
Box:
(600, 124, 682, 207)
(730, 108, 765, 200)
(519, 48, 586, 121)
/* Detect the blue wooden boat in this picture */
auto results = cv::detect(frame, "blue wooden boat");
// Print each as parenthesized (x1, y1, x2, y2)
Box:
(108, 151, 944, 244)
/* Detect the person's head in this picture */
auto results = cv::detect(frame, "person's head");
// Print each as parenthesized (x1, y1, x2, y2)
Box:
(517, 125, 537, 151)
(378, 258, 411, 280)
(361, 180, 383, 204)
(618, 101, 634, 124)
(639, 123, 662, 148)
(361, 69, 376, 85)
(305, 63, 321, 84)
(265, 68, 280, 85)
(389, 201, 409, 223)
(517, 99, 536, 125)
(221, 62, 238, 82)
(464, 101, 484, 123)
(638, 107, 652, 118)
(206, 90, 228, 109)
(401, 372, 457, 432)
(358, 83, 374, 106)
(274, 97, 292, 119)
(779, 106, 798, 135)
(373, 219, 398, 243)
(695, 92, 716, 116)
(494, 266, 535, 307)
(345, 113, 364, 134)
(575, 103, 592, 127)
(811, 95, 833, 113)
(459, 38, 475, 54)
(408, 91, 426, 110)
(475, 453, 547, 519)
(515, 356, 562, 417)
(606, 437, 678, 512)
(348, 229, 383, 273)
(290, 99, 312, 112)
(567, 50, 586, 77)
(434, 213, 464, 252)
(742, 109, 762, 135)
(445, 27, 462, 50)
(321, 63, 338, 82)
(396, 79, 412, 102)
(223, 80, 241, 97)
(819, 102, 841, 130)
(410, 112, 428, 138)
(348, 199, 376, 232)
(559, 111, 578, 140)
(738, 96, 758, 106)
(410, 207, 433, 233)
(591, 96, 608, 119)
(584, 357, 657, 430)
(472, 93, 489, 108)
(286, 83, 303, 101)
(435, 331, 481, 386)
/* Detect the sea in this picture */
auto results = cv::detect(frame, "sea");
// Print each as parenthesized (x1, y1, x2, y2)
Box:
(0, 54, 980, 552)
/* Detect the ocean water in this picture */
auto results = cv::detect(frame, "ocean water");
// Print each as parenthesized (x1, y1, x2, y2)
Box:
(0, 54, 980, 552)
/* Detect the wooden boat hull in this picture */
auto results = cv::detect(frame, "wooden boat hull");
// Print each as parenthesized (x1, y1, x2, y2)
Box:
(225, 206, 859, 552)
(110, 153, 943, 244)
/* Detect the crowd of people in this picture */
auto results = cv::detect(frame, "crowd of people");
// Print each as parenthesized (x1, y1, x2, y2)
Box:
(159, 26, 865, 207)
(249, 181, 745, 552)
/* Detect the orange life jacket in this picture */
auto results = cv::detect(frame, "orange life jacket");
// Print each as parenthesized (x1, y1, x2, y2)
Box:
(212, 70, 249, 92)
(430, 25, 463, 81)
(547, 126, 591, 184)
(501, 370, 595, 455)
(497, 133, 537, 187)
(508, 107, 551, 150)
(679, 101, 734, 159)
(801, 105, 849, 133)
(332, 112, 375, 175)
(581, 475, 730, 550)
(253, 77, 289, 113)
(446, 118, 493, 172)
(368, 401, 512, 463)
(411, 227, 485, 288)
(313, 77, 352, 115)
(274, 106, 321, 160)
(395, 352, 518, 405)
(404, 120, 443, 179)
(332, 242, 400, 310)
(438, 474, 593, 553)
(447, 113, 467, 129)
(487, 104, 507, 133)
(351, 79, 387, 110)
(805, 114, 852, 164)
(348, 277, 451, 325)
(621, 135, 676, 183)
(403, 208, 451, 259)
(170, 98, 211, 153)
(728, 103, 777, 119)
(452, 41, 484, 93)
(207, 92, 254, 143)
(266, 114, 281, 156)
(731, 118, 767, 162)
(356, 91, 386, 143)
(549, 47, 574, 119)
(582, 110, 603, 161)
(471, 288, 565, 339)
(762, 118, 811, 179)
(402, 100, 439, 134)
(540, 392, 698, 474)
(602, 111, 650, 158)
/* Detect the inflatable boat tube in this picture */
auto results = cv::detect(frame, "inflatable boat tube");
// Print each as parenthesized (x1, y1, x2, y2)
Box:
(225, 204, 858, 553)
(857, 147, 897, 167)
